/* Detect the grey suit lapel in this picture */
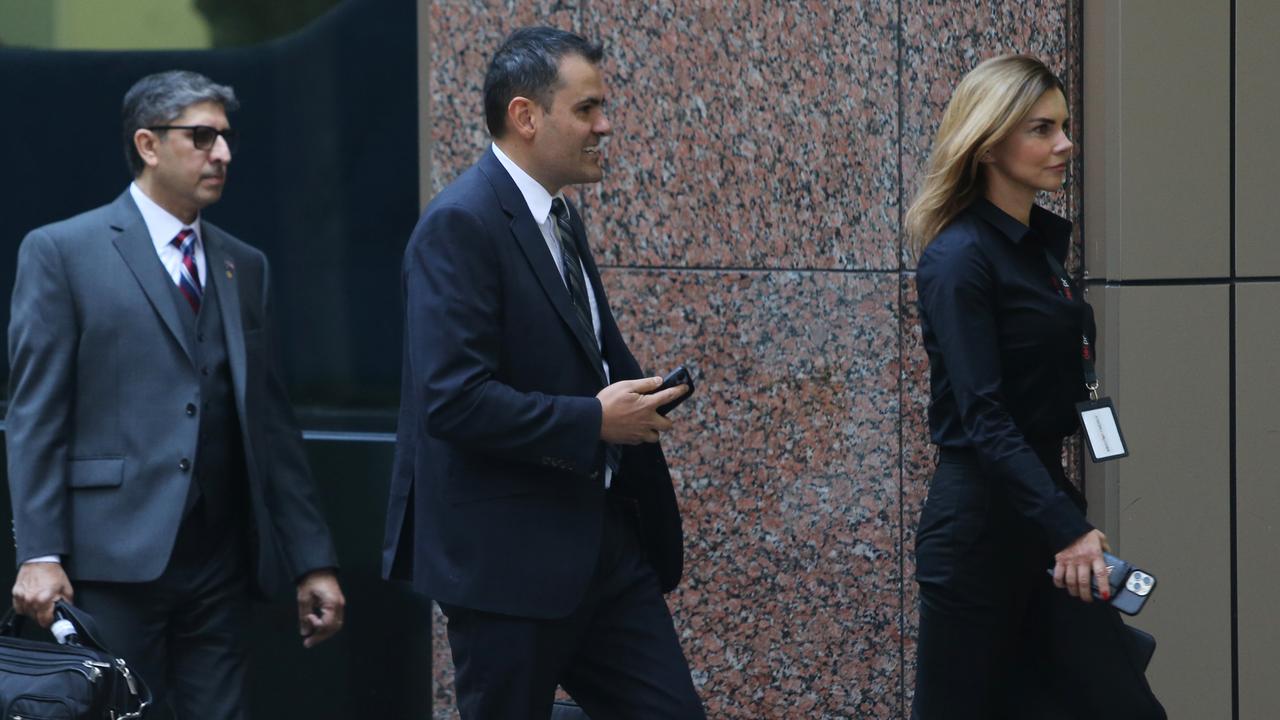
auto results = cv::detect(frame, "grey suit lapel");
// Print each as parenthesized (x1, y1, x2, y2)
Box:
(203, 226, 247, 412)
(108, 192, 195, 364)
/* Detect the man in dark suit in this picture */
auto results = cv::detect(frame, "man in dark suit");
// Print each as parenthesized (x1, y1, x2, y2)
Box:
(382, 27, 705, 719)
(7, 70, 345, 720)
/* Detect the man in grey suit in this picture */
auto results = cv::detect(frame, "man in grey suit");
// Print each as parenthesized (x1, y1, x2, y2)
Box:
(6, 70, 345, 719)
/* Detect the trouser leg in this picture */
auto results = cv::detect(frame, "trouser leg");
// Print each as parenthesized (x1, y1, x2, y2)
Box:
(560, 501, 704, 720)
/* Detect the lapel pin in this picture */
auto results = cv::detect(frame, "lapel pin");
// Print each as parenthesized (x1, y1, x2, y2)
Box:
(224, 259, 235, 279)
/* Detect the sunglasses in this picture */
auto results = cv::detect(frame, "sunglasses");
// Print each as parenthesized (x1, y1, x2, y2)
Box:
(147, 125, 239, 152)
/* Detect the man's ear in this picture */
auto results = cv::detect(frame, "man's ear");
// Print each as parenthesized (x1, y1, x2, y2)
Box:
(134, 129, 161, 170)
(507, 96, 539, 140)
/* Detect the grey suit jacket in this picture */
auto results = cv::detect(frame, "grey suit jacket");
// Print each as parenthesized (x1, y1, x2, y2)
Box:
(6, 190, 337, 595)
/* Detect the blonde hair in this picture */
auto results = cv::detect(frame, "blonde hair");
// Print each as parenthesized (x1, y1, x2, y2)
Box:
(905, 55, 1065, 250)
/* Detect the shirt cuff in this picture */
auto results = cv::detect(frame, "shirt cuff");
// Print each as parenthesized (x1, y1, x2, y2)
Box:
(23, 555, 61, 565)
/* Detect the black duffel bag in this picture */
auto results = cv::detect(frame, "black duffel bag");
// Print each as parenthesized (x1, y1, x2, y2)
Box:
(0, 600, 151, 719)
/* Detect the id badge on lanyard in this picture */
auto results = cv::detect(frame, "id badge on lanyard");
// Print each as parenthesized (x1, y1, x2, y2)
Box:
(1045, 249, 1129, 462)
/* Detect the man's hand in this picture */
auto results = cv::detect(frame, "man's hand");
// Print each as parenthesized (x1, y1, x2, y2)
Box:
(597, 377, 689, 445)
(12, 562, 73, 628)
(296, 569, 345, 648)
(1052, 529, 1112, 603)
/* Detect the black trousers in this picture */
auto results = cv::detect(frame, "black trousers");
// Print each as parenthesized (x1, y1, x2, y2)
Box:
(911, 450, 1166, 720)
(74, 504, 250, 720)
(439, 498, 705, 720)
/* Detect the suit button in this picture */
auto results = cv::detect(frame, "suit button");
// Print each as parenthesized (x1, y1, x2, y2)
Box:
(185, 403, 197, 416)
(201, 367, 210, 376)
(179, 458, 191, 472)
(197, 333, 205, 342)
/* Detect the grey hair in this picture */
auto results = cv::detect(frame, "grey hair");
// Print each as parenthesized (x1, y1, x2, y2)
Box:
(121, 70, 239, 176)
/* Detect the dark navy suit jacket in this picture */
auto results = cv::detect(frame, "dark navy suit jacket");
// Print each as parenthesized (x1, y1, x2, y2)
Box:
(382, 149, 684, 619)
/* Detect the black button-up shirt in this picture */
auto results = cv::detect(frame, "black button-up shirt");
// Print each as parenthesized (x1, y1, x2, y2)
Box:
(916, 198, 1096, 551)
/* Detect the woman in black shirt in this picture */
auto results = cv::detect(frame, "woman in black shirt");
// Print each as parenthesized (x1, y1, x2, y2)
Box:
(906, 55, 1165, 718)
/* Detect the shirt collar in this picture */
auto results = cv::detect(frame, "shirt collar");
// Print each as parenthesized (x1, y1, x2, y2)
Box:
(971, 197, 1072, 254)
(491, 143, 563, 224)
(129, 182, 202, 253)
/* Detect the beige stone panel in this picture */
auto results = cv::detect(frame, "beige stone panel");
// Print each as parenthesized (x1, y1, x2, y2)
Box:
(1236, 1, 1280, 276)
(1083, 0, 1230, 281)
(1104, 285, 1232, 717)
(1236, 283, 1280, 717)
(1084, 284, 1120, 539)
(1082, 0, 1121, 281)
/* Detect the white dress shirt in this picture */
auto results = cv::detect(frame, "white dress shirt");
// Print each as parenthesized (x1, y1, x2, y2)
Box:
(491, 143, 613, 487)
(130, 182, 208, 287)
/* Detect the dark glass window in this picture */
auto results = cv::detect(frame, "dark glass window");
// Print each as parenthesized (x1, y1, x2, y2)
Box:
(0, 0, 416, 432)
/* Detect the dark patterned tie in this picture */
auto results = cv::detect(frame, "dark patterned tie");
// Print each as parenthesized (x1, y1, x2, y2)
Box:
(171, 228, 202, 314)
(550, 198, 598, 356)
(549, 198, 619, 475)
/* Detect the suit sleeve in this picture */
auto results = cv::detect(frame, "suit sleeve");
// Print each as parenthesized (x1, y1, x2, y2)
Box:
(917, 238, 1093, 552)
(406, 203, 603, 476)
(256, 256, 339, 579)
(6, 230, 77, 564)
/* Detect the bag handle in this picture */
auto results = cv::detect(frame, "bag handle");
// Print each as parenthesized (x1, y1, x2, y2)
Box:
(50, 599, 110, 651)
(0, 606, 22, 637)
(51, 601, 155, 719)
(0, 601, 104, 646)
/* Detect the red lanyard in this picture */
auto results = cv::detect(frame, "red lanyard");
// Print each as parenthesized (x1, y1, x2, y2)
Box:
(1044, 249, 1098, 399)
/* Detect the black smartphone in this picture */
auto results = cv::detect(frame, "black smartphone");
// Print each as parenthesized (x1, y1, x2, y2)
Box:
(1093, 552, 1158, 615)
(653, 365, 695, 416)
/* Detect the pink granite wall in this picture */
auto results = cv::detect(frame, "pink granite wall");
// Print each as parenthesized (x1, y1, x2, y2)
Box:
(425, 1, 1083, 717)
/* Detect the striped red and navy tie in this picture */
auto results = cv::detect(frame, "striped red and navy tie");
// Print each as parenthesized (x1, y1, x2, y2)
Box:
(171, 228, 202, 314)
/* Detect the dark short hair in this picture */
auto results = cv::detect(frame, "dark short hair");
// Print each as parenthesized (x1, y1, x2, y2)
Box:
(121, 70, 239, 176)
(483, 27, 604, 138)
